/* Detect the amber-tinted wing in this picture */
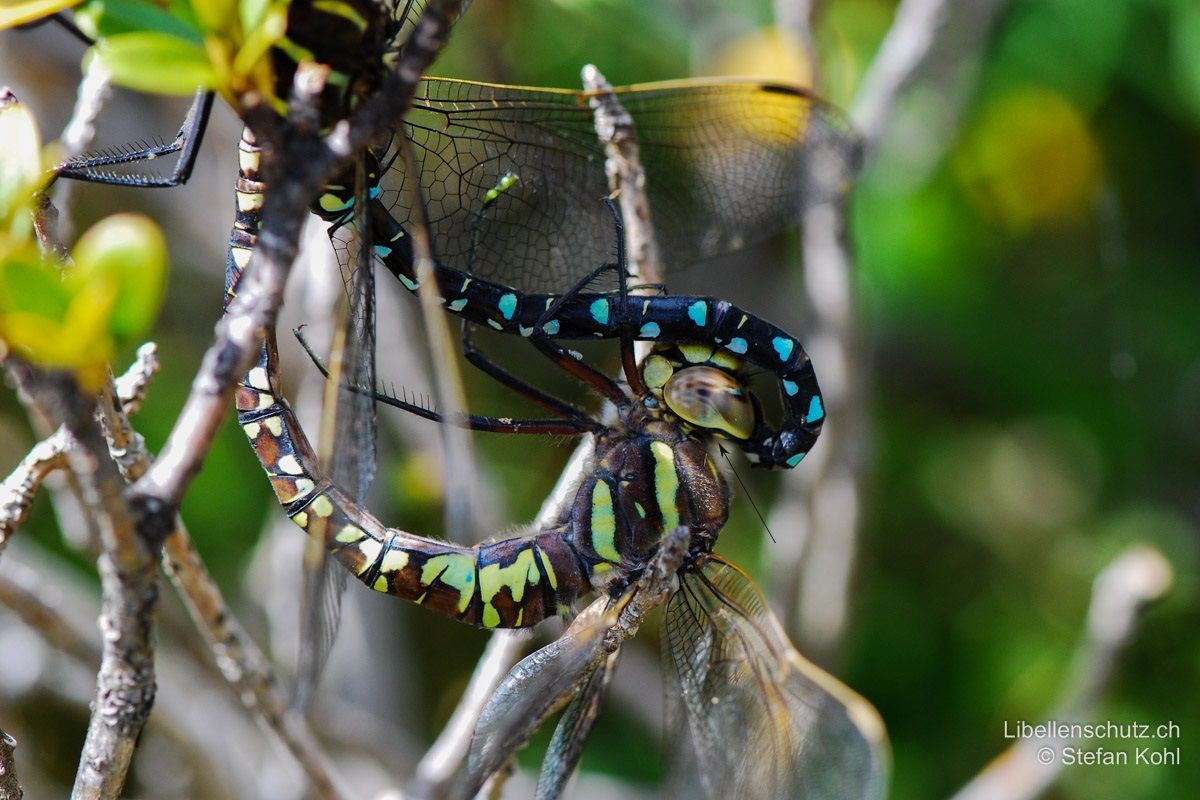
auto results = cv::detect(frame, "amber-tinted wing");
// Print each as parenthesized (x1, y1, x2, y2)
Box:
(377, 77, 861, 292)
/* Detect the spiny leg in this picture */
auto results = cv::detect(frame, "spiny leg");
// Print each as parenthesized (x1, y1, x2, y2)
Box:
(295, 326, 600, 436)
(460, 321, 593, 422)
(528, 259, 630, 405)
(56, 89, 214, 188)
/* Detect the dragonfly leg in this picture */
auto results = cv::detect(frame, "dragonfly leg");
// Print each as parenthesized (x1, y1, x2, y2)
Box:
(294, 326, 600, 436)
(56, 89, 214, 188)
(601, 197, 649, 398)
(460, 321, 592, 420)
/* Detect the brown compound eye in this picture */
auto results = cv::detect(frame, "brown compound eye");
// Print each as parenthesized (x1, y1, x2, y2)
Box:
(662, 366, 755, 440)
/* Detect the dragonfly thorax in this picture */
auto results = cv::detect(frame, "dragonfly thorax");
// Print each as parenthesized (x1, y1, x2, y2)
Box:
(569, 404, 730, 594)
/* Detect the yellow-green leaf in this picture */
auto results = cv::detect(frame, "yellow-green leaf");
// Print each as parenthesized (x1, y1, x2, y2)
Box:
(0, 0, 81, 30)
(190, 0, 236, 34)
(232, 1, 287, 77)
(0, 96, 42, 219)
(0, 252, 71, 321)
(71, 213, 167, 340)
(92, 32, 218, 95)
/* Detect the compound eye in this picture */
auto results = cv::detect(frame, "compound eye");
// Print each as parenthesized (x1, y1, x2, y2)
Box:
(662, 367, 755, 439)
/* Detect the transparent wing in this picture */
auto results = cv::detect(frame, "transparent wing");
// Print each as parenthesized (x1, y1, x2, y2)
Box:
(663, 555, 889, 800)
(467, 597, 615, 793)
(536, 650, 618, 800)
(296, 168, 378, 710)
(376, 77, 862, 292)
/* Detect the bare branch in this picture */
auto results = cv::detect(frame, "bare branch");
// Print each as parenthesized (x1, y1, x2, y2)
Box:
(94, 349, 348, 798)
(0, 430, 70, 553)
(583, 64, 663, 287)
(4, 365, 161, 800)
(0, 346, 157, 554)
(852, 0, 1009, 160)
(951, 546, 1173, 800)
(0, 728, 22, 800)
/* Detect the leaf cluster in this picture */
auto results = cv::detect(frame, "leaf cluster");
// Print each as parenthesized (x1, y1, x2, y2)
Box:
(0, 97, 166, 387)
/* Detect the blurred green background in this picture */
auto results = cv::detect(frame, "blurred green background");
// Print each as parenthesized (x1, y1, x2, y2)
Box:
(0, 0, 1197, 798)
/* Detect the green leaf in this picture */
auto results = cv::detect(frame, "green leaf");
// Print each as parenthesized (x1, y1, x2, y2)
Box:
(0, 0, 82, 30)
(92, 32, 218, 95)
(70, 214, 167, 341)
(78, 0, 203, 42)
(233, 2, 287, 76)
(0, 249, 70, 322)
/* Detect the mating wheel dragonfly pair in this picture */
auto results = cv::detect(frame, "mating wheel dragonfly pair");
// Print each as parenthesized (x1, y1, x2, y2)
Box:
(29, 0, 889, 795)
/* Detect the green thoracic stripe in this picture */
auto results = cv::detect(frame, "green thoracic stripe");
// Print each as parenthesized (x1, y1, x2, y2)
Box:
(589, 479, 621, 563)
(650, 441, 680, 534)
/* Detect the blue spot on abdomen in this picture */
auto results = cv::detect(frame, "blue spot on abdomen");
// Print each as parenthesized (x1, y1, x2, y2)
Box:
(590, 298, 610, 326)
(498, 293, 517, 320)
(807, 395, 824, 423)
(772, 336, 795, 361)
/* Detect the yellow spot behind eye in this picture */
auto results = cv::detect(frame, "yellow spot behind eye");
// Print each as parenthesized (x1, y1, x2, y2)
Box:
(679, 343, 714, 364)
(641, 354, 674, 390)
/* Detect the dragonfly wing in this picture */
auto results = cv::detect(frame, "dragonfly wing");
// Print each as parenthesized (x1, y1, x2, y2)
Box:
(535, 649, 619, 800)
(386, 78, 861, 292)
(296, 170, 379, 710)
(468, 596, 615, 791)
(663, 556, 889, 800)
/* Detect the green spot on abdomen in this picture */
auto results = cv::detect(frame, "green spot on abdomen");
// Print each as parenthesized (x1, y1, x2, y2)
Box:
(421, 553, 476, 613)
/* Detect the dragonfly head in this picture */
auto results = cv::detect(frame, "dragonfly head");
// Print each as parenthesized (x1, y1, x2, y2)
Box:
(640, 344, 757, 442)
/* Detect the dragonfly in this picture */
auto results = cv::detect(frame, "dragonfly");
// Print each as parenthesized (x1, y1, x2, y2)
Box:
(230, 201, 889, 794)
(37, 8, 858, 471)
(34, 0, 863, 723)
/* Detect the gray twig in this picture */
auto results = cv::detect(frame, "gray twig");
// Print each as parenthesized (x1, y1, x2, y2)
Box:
(90, 347, 348, 798)
(950, 546, 1173, 800)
